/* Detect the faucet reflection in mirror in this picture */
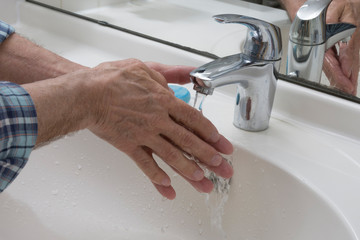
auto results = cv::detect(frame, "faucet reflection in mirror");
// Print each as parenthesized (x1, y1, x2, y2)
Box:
(190, 14, 282, 132)
(191, 0, 358, 132)
(286, 0, 356, 84)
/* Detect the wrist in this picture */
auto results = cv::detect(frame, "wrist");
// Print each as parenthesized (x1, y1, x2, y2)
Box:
(22, 69, 97, 146)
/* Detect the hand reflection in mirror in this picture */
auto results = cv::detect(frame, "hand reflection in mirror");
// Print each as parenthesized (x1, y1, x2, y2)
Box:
(324, 0, 360, 95)
(280, 0, 360, 95)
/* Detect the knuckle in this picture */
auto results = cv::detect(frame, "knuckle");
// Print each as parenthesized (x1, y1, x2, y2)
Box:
(178, 132, 194, 151)
(145, 114, 164, 132)
(148, 171, 163, 184)
(185, 108, 202, 123)
(134, 151, 156, 170)
(163, 149, 180, 165)
(127, 58, 144, 66)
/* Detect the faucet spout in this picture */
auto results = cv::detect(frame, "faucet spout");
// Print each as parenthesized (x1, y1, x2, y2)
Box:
(190, 14, 282, 132)
(190, 53, 253, 94)
(190, 53, 274, 94)
(190, 54, 279, 131)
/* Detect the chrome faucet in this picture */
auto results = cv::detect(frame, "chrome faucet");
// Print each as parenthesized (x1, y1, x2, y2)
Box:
(190, 14, 282, 131)
(286, 0, 356, 82)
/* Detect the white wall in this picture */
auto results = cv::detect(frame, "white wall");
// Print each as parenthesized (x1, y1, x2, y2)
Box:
(1, 0, 25, 24)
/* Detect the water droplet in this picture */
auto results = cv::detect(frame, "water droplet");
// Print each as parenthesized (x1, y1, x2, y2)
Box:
(77, 164, 82, 170)
(51, 189, 59, 195)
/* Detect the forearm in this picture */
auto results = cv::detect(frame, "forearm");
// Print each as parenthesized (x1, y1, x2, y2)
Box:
(0, 33, 86, 84)
(22, 70, 97, 147)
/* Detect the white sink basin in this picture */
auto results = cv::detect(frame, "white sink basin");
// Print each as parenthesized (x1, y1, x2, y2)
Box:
(1, 1, 360, 240)
(0, 130, 355, 240)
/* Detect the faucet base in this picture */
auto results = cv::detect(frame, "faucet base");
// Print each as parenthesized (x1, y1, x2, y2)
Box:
(232, 69, 277, 132)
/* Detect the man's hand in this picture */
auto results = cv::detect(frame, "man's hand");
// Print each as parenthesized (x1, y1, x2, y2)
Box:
(89, 60, 234, 200)
(25, 59, 234, 200)
(324, 0, 360, 95)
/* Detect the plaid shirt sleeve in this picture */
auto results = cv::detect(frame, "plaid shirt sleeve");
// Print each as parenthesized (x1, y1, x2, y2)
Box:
(0, 83, 38, 192)
(0, 20, 15, 43)
(0, 21, 38, 192)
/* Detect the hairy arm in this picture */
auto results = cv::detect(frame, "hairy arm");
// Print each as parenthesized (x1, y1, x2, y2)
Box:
(22, 70, 95, 146)
(22, 60, 233, 200)
(0, 33, 85, 84)
(0, 25, 233, 199)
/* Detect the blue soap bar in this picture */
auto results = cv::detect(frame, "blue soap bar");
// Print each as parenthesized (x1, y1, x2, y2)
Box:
(168, 84, 191, 104)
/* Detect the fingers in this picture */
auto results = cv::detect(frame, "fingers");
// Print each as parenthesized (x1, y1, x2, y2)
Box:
(128, 146, 172, 187)
(146, 135, 205, 182)
(168, 100, 234, 155)
(161, 122, 230, 170)
(206, 157, 234, 179)
(324, 48, 355, 94)
(169, 166, 214, 194)
(129, 133, 232, 199)
(323, 0, 360, 95)
(211, 134, 234, 155)
(98, 60, 194, 88)
(145, 62, 195, 84)
(152, 167, 214, 200)
(326, 1, 346, 23)
(323, 27, 359, 95)
(96, 59, 169, 89)
(153, 183, 176, 200)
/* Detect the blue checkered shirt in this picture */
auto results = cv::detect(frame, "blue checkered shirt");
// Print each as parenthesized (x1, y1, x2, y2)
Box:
(0, 20, 38, 191)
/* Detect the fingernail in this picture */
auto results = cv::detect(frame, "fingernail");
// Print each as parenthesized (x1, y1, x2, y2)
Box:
(211, 154, 223, 166)
(161, 178, 171, 187)
(193, 169, 204, 181)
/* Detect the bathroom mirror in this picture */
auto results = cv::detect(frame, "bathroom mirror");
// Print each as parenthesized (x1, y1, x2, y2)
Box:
(26, 0, 360, 103)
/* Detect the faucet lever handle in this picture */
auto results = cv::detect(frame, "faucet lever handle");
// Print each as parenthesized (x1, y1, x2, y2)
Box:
(290, 0, 333, 45)
(213, 14, 282, 61)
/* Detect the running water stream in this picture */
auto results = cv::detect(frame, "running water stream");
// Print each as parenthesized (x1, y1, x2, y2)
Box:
(192, 91, 232, 239)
